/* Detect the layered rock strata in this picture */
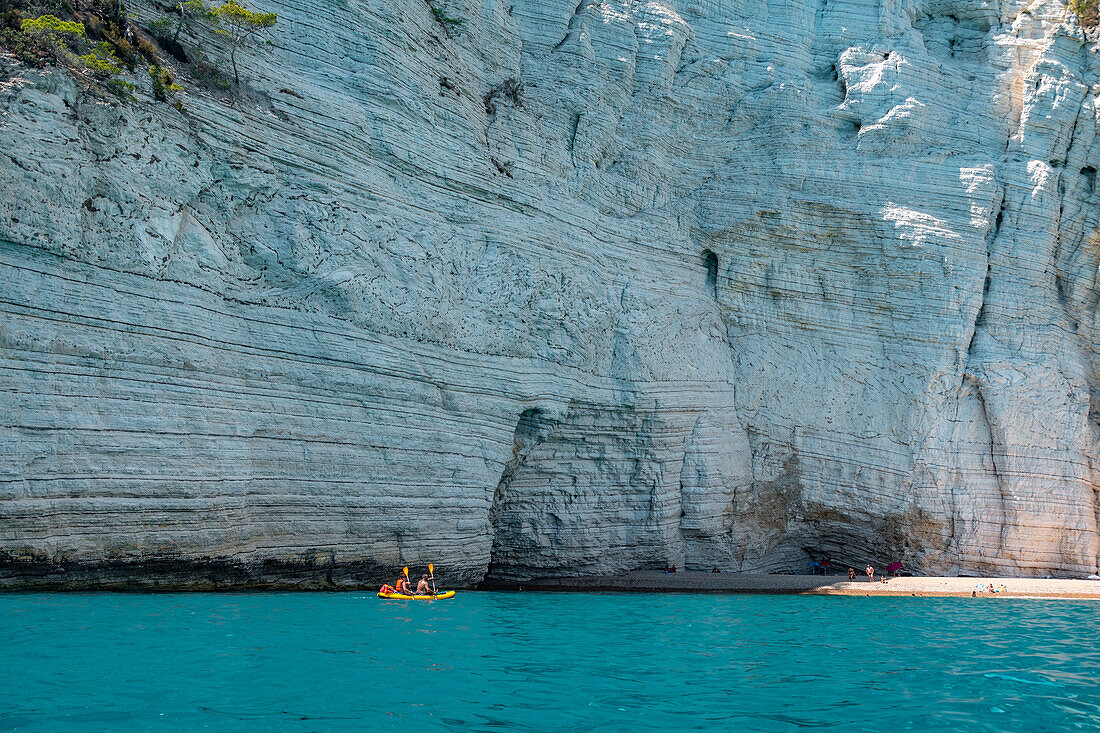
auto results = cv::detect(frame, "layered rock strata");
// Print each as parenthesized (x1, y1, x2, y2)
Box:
(0, 0, 1098, 587)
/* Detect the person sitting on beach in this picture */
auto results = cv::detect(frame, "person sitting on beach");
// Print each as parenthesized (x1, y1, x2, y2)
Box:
(848, 568, 856, 581)
(670, 565, 677, 573)
(416, 575, 432, 595)
(712, 567, 720, 573)
(866, 565, 875, 582)
(988, 583, 996, 593)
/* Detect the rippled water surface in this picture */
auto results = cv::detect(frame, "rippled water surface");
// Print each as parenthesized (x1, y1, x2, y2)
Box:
(1, 592, 1097, 731)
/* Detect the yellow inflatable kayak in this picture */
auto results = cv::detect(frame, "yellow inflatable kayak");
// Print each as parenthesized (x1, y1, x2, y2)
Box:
(377, 590, 455, 600)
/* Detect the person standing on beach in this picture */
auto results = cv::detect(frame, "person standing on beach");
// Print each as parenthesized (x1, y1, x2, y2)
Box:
(848, 568, 856, 581)
(866, 564, 874, 582)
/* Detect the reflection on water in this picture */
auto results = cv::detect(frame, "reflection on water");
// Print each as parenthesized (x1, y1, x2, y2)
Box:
(0, 592, 1097, 731)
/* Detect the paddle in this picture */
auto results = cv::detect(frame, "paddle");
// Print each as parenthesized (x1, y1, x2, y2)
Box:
(402, 566, 410, 595)
(429, 563, 437, 596)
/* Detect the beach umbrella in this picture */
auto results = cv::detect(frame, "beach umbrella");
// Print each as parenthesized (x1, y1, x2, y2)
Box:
(886, 561, 903, 575)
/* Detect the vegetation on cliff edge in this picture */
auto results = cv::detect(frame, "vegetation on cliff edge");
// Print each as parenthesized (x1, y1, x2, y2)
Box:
(0, 0, 276, 107)
(1068, 0, 1099, 27)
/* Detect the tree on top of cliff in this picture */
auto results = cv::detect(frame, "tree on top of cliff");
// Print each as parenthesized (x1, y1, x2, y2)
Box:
(211, 0, 274, 86)
(173, 0, 215, 45)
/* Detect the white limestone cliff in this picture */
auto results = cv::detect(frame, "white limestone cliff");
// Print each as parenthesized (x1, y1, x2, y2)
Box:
(0, 0, 1097, 587)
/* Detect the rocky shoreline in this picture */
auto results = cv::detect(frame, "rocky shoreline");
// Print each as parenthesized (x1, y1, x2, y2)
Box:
(481, 571, 1100, 599)
(3, 564, 1099, 596)
(0, 556, 480, 591)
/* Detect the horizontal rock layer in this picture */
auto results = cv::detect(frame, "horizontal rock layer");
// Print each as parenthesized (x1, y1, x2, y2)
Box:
(1, 0, 1098, 587)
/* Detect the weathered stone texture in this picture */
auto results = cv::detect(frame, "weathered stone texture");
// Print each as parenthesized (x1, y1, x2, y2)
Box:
(0, 0, 1097, 587)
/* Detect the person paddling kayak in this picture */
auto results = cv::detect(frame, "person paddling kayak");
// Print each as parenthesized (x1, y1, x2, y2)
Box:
(378, 574, 412, 595)
(378, 565, 454, 600)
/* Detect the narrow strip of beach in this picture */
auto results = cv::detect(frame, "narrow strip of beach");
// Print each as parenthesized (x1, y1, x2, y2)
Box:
(487, 571, 1100, 598)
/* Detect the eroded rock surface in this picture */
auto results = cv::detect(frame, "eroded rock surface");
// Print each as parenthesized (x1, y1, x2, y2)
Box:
(1, 0, 1098, 587)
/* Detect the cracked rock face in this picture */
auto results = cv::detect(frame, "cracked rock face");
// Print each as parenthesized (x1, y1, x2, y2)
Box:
(0, 0, 1097, 588)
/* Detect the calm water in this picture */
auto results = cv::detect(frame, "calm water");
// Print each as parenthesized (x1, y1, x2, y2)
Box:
(1, 592, 1097, 731)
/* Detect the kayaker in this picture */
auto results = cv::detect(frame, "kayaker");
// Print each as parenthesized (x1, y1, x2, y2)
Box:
(416, 575, 432, 595)
(395, 575, 412, 594)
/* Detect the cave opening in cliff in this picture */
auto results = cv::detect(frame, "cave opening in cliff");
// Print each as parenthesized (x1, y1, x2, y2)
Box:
(703, 249, 719, 299)
(486, 407, 552, 581)
(1082, 166, 1096, 195)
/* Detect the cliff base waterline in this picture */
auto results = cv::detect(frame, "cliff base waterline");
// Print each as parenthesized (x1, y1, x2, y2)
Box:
(482, 571, 1100, 599)
(2, 0, 1099, 582)
(0, 555, 413, 591)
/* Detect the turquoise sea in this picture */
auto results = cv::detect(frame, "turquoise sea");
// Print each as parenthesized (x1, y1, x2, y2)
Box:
(1, 592, 1097, 731)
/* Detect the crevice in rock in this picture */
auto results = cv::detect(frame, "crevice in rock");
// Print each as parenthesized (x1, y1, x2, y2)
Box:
(553, 0, 588, 51)
(491, 157, 515, 178)
(966, 196, 1004, 357)
(567, 112, 581, 166)
(702, 249, 719, 299)
(969, 377, 1010, 558)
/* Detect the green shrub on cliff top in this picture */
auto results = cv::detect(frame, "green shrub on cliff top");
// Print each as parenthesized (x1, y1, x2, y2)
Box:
(1068, 0, 1099, 27)
(0, 26, 38, 65)
(77, 41, 121, 77)
(149, 63, 181, 100)
(20, 14, 85, 37)
(21, 13, 84, 52)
